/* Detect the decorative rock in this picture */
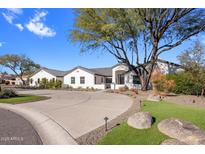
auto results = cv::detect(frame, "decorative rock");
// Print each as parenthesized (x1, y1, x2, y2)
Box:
(127, 112, 152, 129)
(161, 139, 187, 145)
(147, 94, 162, 102)
(158, 118, 205, 144)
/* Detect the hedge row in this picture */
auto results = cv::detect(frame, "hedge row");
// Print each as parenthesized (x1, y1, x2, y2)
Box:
(166, 73, 201, 96)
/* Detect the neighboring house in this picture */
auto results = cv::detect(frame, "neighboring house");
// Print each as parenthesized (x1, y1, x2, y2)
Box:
(0, 73, 16, 85)
(63, 66, 112, 89)
(29, 67, 67, 86)
(29, 59, 183, 89)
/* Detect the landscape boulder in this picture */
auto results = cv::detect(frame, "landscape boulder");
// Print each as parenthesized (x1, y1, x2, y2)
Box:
(127, 112, 152, 129)
(147, 94, 162, 102)
(161, 139, 187, 145)
(158, 118, 205, 144)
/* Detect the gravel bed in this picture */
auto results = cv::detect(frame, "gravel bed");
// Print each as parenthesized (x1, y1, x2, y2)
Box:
(164, 95, 205, 108)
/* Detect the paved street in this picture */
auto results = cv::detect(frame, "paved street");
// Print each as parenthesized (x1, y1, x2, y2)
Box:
(16, 90, 132, 139)
(0, 108, 42, 145)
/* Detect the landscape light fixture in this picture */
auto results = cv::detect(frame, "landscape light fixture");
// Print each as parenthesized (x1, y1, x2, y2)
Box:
(104, 116, 109, 131)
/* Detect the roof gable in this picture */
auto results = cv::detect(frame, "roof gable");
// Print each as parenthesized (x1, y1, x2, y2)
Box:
(41, 67, 68, 77)
(64, 66, 112, 77)
(31, 67, 68, 77)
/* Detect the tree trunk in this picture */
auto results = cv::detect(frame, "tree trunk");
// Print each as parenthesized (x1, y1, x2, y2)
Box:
(132, 59, 157, 91)
(201, 88, 204, 97)
(19, 76, 26, 86)
(139, 75, 147, 91)
(135, 68, 151, 91)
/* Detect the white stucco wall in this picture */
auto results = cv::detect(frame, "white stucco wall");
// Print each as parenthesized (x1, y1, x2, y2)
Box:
(94, 75, 105, 84)
(111, 70, 141, 90)
(15, 76, 28, 85)
(64, 68, 98, 89)
(29, 70, 56, 86)
(111, 64, 142, 90)
(112, 64, 129, 84)
(64, 68, 107, 89)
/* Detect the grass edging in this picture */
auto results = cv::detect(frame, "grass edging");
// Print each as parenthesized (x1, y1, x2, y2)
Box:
(98, 100, 205, 145)
(0, 94, 50, 104)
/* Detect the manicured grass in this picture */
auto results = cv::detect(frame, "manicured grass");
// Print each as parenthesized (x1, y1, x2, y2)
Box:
(0, 94, 49, 104)
(98, 101, 205, 145)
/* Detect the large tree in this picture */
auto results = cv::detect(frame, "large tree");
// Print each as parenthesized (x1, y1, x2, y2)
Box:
(178, 41, 205, 96)
(0, 54, 40, 85)
(70, 8, 205, 90)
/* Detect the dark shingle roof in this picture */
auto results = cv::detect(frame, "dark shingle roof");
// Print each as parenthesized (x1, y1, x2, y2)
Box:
(41, 67, 68, 77)
(64, 66, 112, 77)
(32, 59, 181, 78)
(90, 67, 112, 76)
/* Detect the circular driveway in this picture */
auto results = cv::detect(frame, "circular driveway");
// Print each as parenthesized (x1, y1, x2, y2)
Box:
(16, 90, 132, 139)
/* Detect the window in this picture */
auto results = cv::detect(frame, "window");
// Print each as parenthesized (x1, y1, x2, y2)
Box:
(101, 77, 104, 83)
(30, 78, 33, 84)
(80, 76, 85, 84)
(117, 74, 124, 84)
(105, 78, 112, 83)
(94, 77, 97, 84)
(37, 78, 40, 84)
(133, 75, 141, 84)
(71, 77, 75, 84)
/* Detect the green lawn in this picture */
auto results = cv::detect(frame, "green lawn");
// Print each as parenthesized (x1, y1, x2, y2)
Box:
(98, 101, 205, 145)
(0, 94, 49, 104)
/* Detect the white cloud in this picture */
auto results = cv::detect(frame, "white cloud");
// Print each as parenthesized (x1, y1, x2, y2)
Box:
(6, 8, 23, 15)
(15, 23, 24, 31)
(2, 12, 14, 24)
(25, 10, 56, 38)
(0, 42, 5, 47)
(1, 8, 24, 31)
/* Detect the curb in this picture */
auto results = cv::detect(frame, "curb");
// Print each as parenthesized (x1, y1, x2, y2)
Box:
(0, 104, 77, 145)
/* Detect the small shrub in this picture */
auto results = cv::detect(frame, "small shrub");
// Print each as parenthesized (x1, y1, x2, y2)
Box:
(119, 86, 129, 92)
(130, 88, 138, 94)
(91, 87, 95, 91)
(151, 71, 175, 93)
(39, 78, 48, 89)
(0, 89, 18, 98)
(55, 80, 62, 88)
(67, 85, 73, 89)
(39, 78, 62, 89)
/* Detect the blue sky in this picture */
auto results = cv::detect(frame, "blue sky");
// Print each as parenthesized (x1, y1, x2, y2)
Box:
(0, 8, 204, 73)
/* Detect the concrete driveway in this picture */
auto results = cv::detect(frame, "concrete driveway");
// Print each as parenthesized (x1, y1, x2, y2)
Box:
(17, 90, 132, 139)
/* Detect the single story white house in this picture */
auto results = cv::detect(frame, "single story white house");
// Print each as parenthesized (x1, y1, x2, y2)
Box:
(29, 59, 183, 90)
(63, 66, 112, 89)
(29, 67, 66, 86)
